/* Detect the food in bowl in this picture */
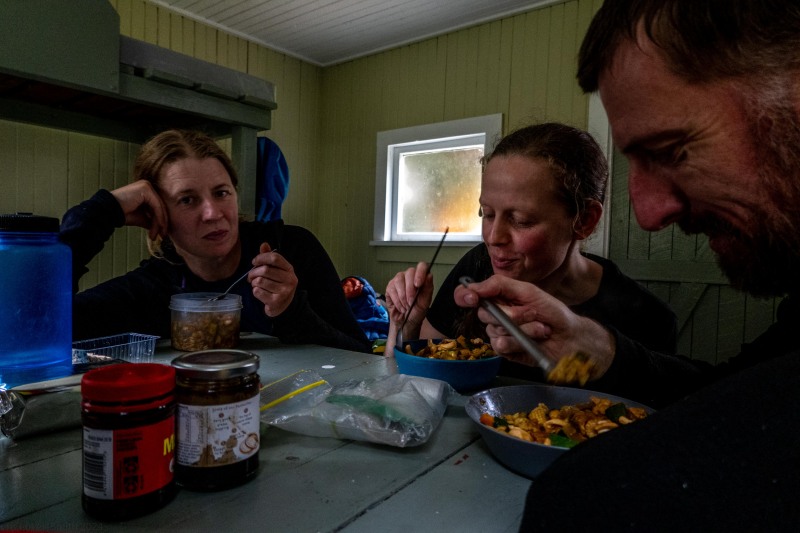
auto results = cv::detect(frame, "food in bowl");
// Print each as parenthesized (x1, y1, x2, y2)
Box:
(465, 384, 654, 479)
(478, 395, 648, 448)
(395, 338, 502, 392)
(405, 336, 496, 360)
(170, 293, 243, 351)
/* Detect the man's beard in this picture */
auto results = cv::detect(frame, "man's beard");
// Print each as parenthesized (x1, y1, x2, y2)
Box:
(680, 94, 800, 298)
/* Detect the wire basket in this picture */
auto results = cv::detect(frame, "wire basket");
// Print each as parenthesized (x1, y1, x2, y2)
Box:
(72, 333, 159, 364)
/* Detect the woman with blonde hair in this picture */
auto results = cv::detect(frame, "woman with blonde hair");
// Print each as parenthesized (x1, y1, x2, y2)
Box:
(62, 129, 369, 352)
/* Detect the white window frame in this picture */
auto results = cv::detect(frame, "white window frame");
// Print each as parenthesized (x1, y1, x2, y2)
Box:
(584, 93, 612, 257)
(372, 114, 503, 245)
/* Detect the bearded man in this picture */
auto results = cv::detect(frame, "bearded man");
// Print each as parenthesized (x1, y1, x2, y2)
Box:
(454, 1, 800, 529)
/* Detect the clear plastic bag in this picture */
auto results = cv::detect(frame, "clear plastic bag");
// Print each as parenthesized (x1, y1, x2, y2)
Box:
(259, 370, 453, 447)
(0, 387, 82, 440)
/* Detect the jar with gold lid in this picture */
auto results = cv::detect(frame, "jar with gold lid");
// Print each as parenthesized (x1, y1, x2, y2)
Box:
(171, 349, 260, 491)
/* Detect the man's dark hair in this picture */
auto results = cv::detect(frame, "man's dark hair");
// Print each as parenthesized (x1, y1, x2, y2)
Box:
(577, 0, 800, 92)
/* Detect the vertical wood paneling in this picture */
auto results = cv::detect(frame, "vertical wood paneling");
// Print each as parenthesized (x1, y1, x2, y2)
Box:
(296, 61, 323, 227)
(521, 11, 545, 124)
(608, 153, 630, 258)
(559, 1, 579, 125)
(168, 11, 181, 51)
(571, 0, 593, 126)
(14, 128, 33, 211)
(0, 124, 17, 213)
(545, 5, 565, 119)
(691, 286, 720, 364)
(181, 15, 194, 55)
(717, 286, 746, 360)
(475, 25, 494, 118)
(677, 315, 693, 356)
(495, 20, 513, 120)
(649, 228, 672, 260)
(744, 296, 777, 341)
(144, 2, 158, 43)
(506, 14, 529, 128)
(426, 39, 449, 123)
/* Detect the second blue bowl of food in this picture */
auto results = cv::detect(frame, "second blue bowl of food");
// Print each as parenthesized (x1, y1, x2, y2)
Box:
(394, 338, 502, 392)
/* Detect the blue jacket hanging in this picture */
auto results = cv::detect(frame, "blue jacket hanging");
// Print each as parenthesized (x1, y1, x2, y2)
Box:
(255, 136, 290, 222)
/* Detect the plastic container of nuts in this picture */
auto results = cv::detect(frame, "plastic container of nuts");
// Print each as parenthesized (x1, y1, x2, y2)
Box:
(170, 293, 243, 351)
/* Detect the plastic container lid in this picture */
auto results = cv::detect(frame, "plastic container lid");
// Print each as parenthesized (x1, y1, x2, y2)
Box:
(170, 292, 243, 312)
(171, 349, 259, 380)
(81, 363, 176, 402)
(0, 212, 59, 233)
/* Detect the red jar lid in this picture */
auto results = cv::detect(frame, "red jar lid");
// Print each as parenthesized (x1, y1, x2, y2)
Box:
(81, 363, 176, 402)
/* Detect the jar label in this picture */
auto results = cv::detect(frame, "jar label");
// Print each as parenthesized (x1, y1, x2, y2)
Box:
(83, 416, 175, 500)
(176, 395, 260, 467)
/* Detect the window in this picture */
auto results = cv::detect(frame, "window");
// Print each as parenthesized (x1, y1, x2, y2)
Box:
(373, 114, 502, 244)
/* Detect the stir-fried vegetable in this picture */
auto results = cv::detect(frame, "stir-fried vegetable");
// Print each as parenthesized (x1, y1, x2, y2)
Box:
(407, 336, 496, 360)
(480, 396, 647, 447)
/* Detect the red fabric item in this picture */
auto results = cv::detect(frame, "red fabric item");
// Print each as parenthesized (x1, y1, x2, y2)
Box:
(342, 276, 364, 299)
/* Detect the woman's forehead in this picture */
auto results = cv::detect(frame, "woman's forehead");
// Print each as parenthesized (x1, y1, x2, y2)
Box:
(160, 157, 232, 187)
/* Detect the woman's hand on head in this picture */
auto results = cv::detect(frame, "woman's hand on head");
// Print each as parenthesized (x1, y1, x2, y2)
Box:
(250, 242, 298, 317)
(455, 275, 615, 377)
(110, 180, 169, 241)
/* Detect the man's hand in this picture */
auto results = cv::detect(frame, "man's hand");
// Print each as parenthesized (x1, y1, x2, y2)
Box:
(455, 275, 615, 378)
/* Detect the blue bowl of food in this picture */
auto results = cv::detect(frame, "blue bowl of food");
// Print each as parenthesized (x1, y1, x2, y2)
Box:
(394, 338, 502, 392)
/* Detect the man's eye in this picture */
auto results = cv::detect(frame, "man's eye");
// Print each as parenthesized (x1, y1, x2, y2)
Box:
(215, 190, 231, 199)
(652, 147, 686, 166)
(178, 196, 194, 205)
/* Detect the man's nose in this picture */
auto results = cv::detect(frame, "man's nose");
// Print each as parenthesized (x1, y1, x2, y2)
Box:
(628, 166, 685, 231)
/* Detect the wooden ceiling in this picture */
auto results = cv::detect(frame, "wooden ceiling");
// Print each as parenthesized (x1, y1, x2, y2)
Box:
(150, 0, 558, 66)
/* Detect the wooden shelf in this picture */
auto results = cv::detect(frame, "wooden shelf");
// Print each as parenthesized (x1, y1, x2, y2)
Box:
(0, 0, 276, 214)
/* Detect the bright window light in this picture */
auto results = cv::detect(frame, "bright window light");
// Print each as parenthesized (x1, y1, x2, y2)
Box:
(374, 114, 502, 244)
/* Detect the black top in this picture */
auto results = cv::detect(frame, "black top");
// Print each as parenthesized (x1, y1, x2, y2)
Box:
(520, 293, 800, 532)
(426, 244, 679, 393)
(60, 189, 370, 352)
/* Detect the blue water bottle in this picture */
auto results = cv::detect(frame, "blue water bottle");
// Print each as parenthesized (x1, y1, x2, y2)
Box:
(0, 213, 73, 388)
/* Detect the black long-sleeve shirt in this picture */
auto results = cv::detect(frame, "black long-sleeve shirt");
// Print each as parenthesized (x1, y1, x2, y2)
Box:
(60, 189, 370, 352)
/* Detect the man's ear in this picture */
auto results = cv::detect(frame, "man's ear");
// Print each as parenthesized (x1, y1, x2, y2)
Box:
(573, 200, 604, 240)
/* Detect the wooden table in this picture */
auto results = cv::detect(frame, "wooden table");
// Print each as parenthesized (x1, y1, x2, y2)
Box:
(1, 335, 529, 532)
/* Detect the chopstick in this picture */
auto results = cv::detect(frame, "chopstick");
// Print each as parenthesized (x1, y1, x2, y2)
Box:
(458, 276, 554, 373)
(398, 227, 449, 342)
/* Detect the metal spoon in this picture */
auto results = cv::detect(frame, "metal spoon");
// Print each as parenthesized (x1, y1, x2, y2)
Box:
(458, 276, 554, 373)
(207, 267, 256, 302)
(207, 246, 280, 302)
